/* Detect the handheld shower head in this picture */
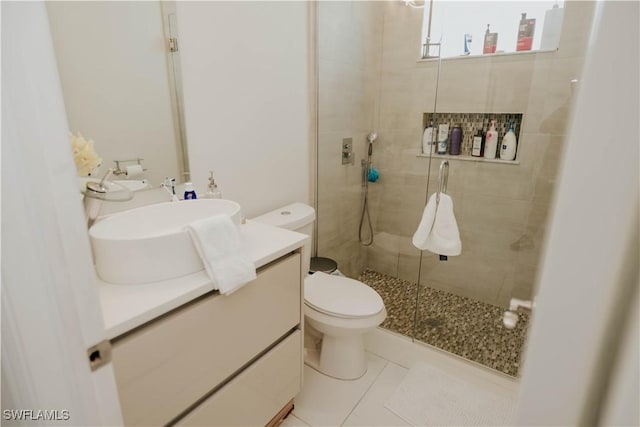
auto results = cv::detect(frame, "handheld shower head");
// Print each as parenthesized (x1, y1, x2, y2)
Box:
(367, 132, 377, 156)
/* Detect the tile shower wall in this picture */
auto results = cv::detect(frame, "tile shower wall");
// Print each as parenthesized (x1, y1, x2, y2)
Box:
(368, 1, 595, 307)
(317, 2, 384, 278)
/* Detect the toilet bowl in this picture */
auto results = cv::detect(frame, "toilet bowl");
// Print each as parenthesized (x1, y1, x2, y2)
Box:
(252, 203, 387, 380)
(304, 272, 386, 379)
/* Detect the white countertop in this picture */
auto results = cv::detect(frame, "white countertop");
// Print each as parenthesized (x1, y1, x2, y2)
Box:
(99, 220, 308, 339)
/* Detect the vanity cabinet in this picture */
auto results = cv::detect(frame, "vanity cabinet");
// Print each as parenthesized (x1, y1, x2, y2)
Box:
(110, 252, 302, 426)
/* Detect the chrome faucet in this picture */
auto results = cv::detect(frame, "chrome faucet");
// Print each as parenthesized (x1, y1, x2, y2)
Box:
(83, 168, 133, 227)
(160, 177, 179, 202)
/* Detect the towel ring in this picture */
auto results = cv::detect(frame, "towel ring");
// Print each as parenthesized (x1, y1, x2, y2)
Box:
(436, 160, 449, 203)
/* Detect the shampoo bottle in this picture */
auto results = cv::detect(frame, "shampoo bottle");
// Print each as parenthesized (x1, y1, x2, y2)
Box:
(484, 120, 499, 159)
(517, 13, 536, 51)
(449, 125, 462, 155)
(437, 123, 450, 154)
(500, 122, 517, 160)
(422, 122, 435, 154)
(471, 128, 485, 157)
(483, 24, 498, 54)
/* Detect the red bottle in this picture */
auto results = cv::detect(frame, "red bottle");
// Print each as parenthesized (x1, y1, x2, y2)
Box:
(517, 13, 536, 51)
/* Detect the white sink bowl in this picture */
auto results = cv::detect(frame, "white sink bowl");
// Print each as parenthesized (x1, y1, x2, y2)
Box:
(90, 199, 242, 284)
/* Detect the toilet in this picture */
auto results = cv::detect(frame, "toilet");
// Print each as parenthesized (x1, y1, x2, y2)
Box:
(252, 203, 386, 380)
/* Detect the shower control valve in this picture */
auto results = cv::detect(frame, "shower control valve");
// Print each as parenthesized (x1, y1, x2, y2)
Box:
(342, 137, 354, 165)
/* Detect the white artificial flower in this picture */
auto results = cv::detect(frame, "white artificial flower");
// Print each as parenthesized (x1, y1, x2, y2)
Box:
(70, 131, 102, 176)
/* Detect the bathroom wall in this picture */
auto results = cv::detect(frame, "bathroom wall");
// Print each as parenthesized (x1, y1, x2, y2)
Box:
(47, 2, 181, 186)
(176, 2, 310, 219)
(367, 1, 596, 307)
(316, 1, 384, 278)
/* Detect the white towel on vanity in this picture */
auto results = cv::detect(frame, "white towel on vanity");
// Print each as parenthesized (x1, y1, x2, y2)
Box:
(412, 193, 462, 256)
(185, 215, 256, 295)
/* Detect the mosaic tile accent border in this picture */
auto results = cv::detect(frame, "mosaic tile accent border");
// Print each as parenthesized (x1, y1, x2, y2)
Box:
(358, 269, 529, 377)
(422, 112, 523, 156)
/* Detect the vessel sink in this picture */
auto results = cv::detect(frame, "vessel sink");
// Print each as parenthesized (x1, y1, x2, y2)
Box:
(89, 199, 242, 284)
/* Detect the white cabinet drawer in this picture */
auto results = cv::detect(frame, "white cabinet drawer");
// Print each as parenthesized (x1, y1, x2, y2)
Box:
(111, 253, 301, 426)
(177, 330, 302, 427)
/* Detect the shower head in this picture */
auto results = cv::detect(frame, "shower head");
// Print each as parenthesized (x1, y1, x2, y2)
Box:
(367, 132, 377, 156)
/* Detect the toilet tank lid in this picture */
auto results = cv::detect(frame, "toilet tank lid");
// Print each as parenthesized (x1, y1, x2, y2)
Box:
(251, 202, 315, 230)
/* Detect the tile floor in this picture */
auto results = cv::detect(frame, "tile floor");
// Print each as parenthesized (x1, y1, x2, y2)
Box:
(359, 270, 530, 376)
(283, 329, 519, 427)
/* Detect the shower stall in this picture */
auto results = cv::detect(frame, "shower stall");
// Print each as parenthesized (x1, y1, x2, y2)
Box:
(316, 1, 596, 376)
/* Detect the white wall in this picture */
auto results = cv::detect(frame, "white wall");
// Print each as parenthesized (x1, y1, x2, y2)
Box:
(176, 2, 310, 218)
(47, 1, 181, 186)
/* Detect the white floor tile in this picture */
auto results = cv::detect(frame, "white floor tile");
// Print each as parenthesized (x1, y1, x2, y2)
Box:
(364, 328, 519, 396)
(343, 362, 411, 427)
(280, 414, 310, 427)
(293, 352, 387, 427)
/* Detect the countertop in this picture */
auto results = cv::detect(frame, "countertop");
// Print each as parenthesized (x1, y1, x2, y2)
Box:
(99, 220, 308, 339)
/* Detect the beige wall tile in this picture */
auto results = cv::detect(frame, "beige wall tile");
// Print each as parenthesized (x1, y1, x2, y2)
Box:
(367, 245, 399, 277)
(397, 252, 421, 283)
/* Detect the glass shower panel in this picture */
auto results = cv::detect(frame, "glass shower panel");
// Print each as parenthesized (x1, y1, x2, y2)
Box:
(413, 1, 596, 376)
(316, 1, 440, 338)
(316, 1, 386, 280)
(316, 0, 595, 378)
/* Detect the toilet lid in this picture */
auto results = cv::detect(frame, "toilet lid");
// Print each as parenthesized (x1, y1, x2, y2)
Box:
(304, 272, 384, 318)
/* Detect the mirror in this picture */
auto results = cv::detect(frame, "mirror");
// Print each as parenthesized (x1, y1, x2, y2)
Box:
(46, 1, 188, 188)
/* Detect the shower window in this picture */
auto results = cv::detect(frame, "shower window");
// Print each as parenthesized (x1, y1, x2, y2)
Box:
(421, 1, 565, 59)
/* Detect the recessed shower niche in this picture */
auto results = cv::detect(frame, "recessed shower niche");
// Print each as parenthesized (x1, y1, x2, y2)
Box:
(418, 112, 524, 164)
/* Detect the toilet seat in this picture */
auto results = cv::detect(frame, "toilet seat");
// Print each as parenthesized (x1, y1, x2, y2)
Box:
(304, 272, 384, 319)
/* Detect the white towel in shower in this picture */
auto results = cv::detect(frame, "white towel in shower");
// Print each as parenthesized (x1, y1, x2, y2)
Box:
(412, 193, 462, 256)
(185, 215, 256, 295)
(412, 193, 438, 249)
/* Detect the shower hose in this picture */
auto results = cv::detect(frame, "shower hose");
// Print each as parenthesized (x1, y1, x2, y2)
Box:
(359, 147, 374, 246)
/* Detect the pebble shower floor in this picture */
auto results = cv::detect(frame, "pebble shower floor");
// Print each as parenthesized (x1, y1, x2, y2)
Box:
(358, 269, 529, 377)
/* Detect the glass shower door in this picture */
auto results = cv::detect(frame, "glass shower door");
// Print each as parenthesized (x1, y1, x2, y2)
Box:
(412, 1, 596, 376)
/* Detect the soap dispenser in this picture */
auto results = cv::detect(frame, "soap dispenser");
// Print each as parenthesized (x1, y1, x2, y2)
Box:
(204, 171, 222, 199)
(484, 120, 499, 159)
(500, 122, 517, 160)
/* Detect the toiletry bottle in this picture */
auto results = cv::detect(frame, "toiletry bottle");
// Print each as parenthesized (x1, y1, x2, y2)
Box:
(422, 122, 435, 154)
(471, 128, 485, 157)
(449, 125, 462, 155)
(463, 33, 472, 55)
(484, 120, 499, 159)
(500, 122, 517, 160)
(517, 13, 536, 51)
(437, 123, 449, 155)
(203, 171, 222, 199)
(483, 24, 498, 54)
(183, 182, 197, 200)
(540, 3, 564, 50)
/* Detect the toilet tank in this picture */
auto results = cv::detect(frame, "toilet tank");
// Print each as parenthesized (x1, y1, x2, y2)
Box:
(251, 203, 315, 273)
(251, 203, 315, 235)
